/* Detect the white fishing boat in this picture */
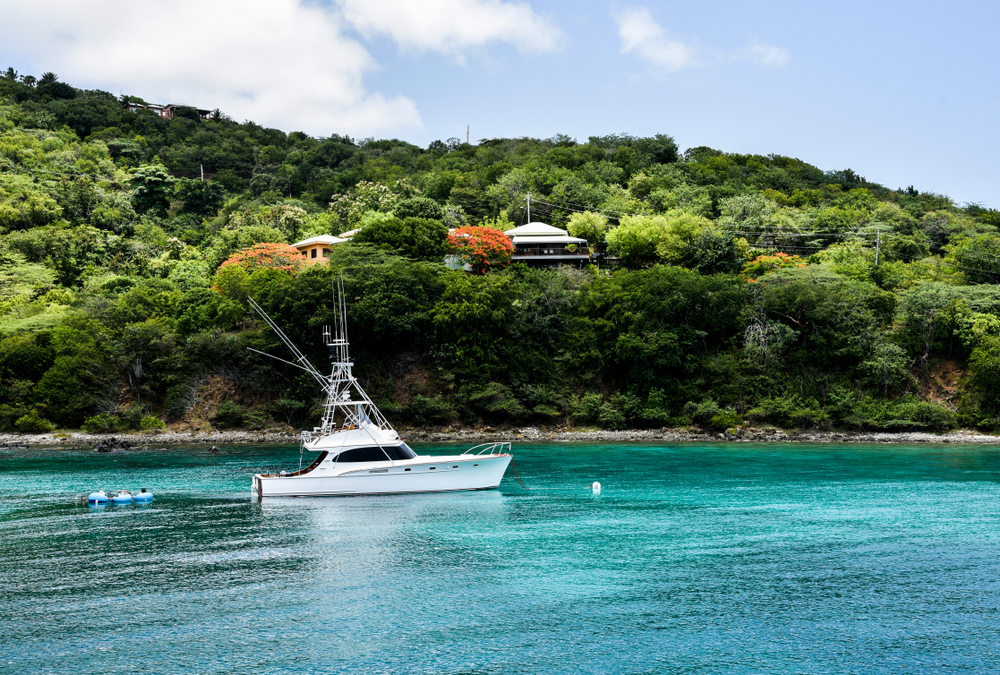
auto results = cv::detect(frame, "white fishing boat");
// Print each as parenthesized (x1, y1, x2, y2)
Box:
(248, 282, 512, 498)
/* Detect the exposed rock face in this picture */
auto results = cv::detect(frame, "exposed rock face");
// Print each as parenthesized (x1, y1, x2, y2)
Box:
(93, 437, 133, 453)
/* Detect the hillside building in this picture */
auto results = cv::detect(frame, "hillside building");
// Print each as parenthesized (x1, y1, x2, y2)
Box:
(292, 234, 346, 265)
(503, 222, 590, 268)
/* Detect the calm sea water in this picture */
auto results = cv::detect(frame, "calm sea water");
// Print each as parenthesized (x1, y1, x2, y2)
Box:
(2, 442, 1000, 674)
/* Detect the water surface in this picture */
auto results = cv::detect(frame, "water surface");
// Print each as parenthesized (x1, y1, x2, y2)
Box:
(2, 442, 1000, 674)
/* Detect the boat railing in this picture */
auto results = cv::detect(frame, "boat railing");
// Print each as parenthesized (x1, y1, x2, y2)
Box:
(462, 441, 512, 456)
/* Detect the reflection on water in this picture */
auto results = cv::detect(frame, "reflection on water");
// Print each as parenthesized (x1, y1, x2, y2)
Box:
(2, 442, 1000, 674)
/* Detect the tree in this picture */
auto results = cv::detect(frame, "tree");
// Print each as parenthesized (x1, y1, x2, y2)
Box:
(39, 72, 58, 84)
(447, 225, 514, 274)
(0, 175, 63, 232)
(605, 212, 721, 269)
(432, 272, 515, 377)
(129, 164, 175, 216)
(567, 211, 610, 248)
(353, 216, 449, 261)
(741, 252, 807, 281)
(37, 81, 76, 100)
(212, 243, 304, 300)
(395, 196, 445, 221)
(945, 233, 1000, 284)
(176, 178, 226, 217)
(218, 242, 305, 274)
(605, 215, 670, 268)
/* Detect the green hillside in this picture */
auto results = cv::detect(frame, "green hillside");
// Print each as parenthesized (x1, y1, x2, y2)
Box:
(2, 70, 999, 434)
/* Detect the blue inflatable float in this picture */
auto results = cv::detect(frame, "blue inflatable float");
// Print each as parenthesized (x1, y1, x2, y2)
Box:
(87, 491, 109, 505)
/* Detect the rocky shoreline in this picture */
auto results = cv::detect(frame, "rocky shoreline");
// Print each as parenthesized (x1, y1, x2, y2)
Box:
(1, 425, 999, 450)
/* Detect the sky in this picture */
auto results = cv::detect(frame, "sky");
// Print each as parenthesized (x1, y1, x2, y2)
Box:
(0, 0, 997, 207)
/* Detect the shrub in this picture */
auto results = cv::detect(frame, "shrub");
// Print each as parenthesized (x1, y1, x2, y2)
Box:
(838, 395, 957, 431)
(118, 405, 145, 431)
(15, 410, 55, 433)
(597, 403, 626, 430)
(244, 410, 270, 430)
(82, 413, 119, 433)
(639, 389, 671, 426)
(748, 396, 828, 429)
(467, 383, 526, 420)
(571, 392, 604, 426)
(408, 395, 458, 425)
(164, 381, 197, 420)
(139, 415, 166, 432)
(0, 404, 30, 432)
(532, 404, 561, 421)
(683, 399, 720, 425)
(213, 401, 247, 428)
(707, 409, 742, 430)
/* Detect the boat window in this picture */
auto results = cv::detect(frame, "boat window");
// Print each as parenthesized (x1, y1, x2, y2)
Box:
(335, 446, 390, 462)
(396, 443, 417, 459)
(334, 445, 416, 462)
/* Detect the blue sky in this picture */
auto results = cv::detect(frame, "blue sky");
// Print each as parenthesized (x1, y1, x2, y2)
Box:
(1, 0, 997, 206)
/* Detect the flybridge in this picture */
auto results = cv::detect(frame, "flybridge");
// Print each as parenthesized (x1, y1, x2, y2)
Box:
(246, 279, 392, 442)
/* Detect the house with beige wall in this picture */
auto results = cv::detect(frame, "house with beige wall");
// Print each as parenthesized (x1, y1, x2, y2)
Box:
(292, 234, 345, 265)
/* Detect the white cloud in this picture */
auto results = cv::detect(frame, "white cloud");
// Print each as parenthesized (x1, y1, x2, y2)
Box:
(740, 40, 790, 67)
(0, 0, 423, 137)
(615, 7, 694, 72)
(616, 7, 790, 73)
(336, 0, 561, 55)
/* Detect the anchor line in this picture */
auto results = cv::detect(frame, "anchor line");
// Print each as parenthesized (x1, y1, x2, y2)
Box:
(510, 459, 531, 490)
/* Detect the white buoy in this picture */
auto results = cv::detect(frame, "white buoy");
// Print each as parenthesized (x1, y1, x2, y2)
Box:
(592, 481, 601, 495)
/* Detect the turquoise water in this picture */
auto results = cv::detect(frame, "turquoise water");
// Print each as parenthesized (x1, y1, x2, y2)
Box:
(2, 442, 1000, 674)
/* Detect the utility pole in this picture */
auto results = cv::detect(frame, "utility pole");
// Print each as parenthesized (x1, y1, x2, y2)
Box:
(200, 163, 204, 181)
(466, 125, 469, 144)
(527, 192, 531, 223)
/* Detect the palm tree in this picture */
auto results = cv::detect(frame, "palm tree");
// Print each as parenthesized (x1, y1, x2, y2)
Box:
(3, 67, 17, 80)
(39, 72, 58, 85)
(21, 75, 36, 87)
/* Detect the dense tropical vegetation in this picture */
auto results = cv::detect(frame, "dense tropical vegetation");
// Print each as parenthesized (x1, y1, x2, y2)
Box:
(2, 70, 1000, 434)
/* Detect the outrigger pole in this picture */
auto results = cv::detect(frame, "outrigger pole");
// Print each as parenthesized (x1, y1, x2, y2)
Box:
(246, 296, 330, 394)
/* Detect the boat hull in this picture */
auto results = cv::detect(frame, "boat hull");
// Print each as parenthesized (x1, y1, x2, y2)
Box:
(253, 453, 512, 498)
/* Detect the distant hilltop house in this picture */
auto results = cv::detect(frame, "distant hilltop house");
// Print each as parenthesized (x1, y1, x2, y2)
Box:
(292, 234, 346, 264)
(125, 102, 212, 120)
(503, 222, 590, 268)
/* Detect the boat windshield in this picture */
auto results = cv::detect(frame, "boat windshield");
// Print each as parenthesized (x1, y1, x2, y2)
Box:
(335, 445, 417, 462)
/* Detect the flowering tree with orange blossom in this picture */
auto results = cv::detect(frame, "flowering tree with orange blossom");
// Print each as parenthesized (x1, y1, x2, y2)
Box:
(448, 226, 515, 274)
(218, 242, 305, 273)
(213, 243, 305, 299)
(741, 252, 807, 282)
